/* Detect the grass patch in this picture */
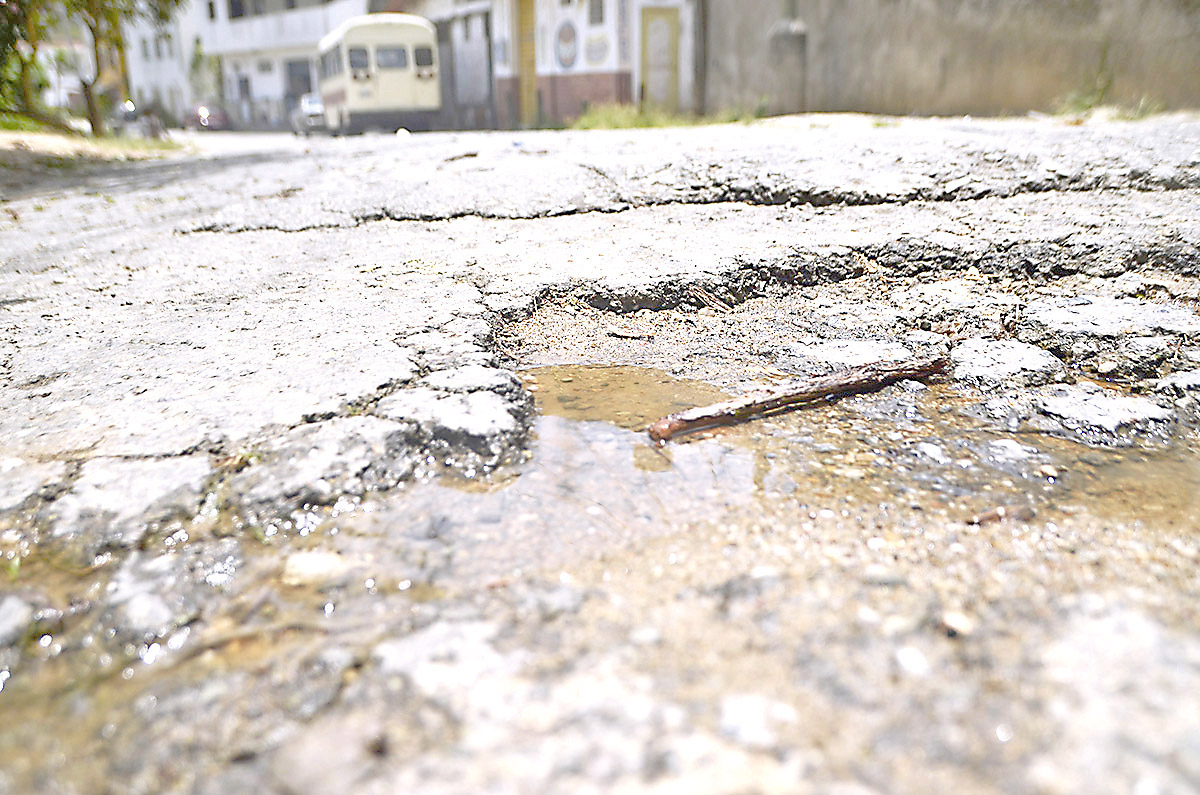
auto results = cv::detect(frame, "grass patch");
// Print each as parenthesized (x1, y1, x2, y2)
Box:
(0, 130, 182, 175)
(571, 102, 764, 130)
(0, 112, 58, 132)
(1053, 94, 1166, 121)
(92, 135, 183, 156)
(1052, 49, 1165, 121)
(1111, 97, 1167, 120)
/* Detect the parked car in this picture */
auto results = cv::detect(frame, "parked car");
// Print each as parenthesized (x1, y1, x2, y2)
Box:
(185, 102, 234, 131)
(290, 93, 326, 136)
(109, 100, 168, 139)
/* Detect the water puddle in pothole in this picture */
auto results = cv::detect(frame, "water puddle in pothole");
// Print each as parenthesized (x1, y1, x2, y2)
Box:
(515, 364, 1200, 534)
(334, 364, 1199, 586)
(2, 364, 1198, 790)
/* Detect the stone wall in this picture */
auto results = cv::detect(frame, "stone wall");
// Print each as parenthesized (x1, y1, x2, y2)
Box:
(701, 0, 1200, 116)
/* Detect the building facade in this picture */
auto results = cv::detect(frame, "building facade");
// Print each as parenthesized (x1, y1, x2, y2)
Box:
(486, 0, 696, 127)
(124, 0, 375, 128)
(121, 0, 1200, 132)
(123, 14, 201, 122)
(123, 0, 702, 130)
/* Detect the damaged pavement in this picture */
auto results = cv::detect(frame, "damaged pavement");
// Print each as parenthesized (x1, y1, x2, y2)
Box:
(1, 113, 1199, 793)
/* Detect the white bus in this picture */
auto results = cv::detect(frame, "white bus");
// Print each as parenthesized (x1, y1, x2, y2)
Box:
(316, 13, 441, 134)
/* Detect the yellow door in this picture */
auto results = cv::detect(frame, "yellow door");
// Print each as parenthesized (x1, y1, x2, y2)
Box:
(517, 0, 537, 127)
(640, 7, 679, 112)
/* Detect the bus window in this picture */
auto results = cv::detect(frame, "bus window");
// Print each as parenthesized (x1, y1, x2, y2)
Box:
(348, 47, 369, 70)
(320, 47, 343, 77)
(414, 46, 434, 67)
(376, 46, 408, 69)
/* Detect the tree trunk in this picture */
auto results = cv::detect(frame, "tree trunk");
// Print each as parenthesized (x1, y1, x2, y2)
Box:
(113, 29, 131, 100)
(81, 79, 104, 137)
(18, 55, 36, 111)
(84, 20, 107, 137)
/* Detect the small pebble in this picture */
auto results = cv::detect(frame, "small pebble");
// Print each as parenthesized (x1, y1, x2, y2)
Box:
(895, 645, 931, 677)
(281, 551, 354, 588)
(940, 610, 976, 638)
(863, 565, 907, 587)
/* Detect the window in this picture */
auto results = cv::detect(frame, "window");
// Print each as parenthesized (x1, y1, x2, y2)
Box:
(319, 49, 339, 79)
(414, 46, 434, 67)
(376, 46, 407, 69)
(285, 0, 295, 7)
(228, 0, 244, 18)
(154, 37, 161, 59)
(165, 34, 173, 57)
(348, 47, 369, 70)
(207, 0, 215, 19)
(252, 0, 263, 14)
(257, 59, 272, 73)
(320, 47, 344, 78)
(141, 38, 149, 59)
(589, 0, 604, 25)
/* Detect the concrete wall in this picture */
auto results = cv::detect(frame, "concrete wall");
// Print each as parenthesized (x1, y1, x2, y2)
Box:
(702, 0, 1200, 116)
(491, 0, 637, 126)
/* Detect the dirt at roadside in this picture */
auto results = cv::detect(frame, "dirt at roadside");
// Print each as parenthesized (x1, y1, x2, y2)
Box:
(0, 131, 181, 199)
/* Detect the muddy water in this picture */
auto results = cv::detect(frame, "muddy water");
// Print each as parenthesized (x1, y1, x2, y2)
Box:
(522, 364, 1199, 527)
(2, 364, 1198, 792)
(333, 364, 1200, 589)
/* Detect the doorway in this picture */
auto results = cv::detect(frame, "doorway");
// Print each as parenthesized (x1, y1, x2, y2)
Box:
(640, 6, 679, 112)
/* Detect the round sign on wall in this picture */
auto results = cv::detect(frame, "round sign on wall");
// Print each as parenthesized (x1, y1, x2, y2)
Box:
(585, 34, 609, 66)
(556, 21, 578, 69)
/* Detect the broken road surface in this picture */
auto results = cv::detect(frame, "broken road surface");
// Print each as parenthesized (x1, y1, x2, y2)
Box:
(2, 114, 1199, 793)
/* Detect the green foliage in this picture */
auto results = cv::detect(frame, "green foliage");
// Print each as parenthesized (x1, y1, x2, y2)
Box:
(1054, 88, 1166, 121)
(0, 110, 51, 130)
(1055, 82, 1113, 116)
(571, 102, 763, 130)
(0, 0, 31, 108)
(1113, 97, 1166, 120)
(1050, 41, 1166, 120)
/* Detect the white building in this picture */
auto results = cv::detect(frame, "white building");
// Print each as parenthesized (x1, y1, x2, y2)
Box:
(125, 0, 374, 127)
(484, 0, 696, 127)
(124, 0, 698, 129)
(123, 14, 200, 122)
(401, 0, 696, 128)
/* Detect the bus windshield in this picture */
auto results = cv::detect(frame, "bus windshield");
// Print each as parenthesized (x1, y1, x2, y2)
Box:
(377, 46, 408, 69)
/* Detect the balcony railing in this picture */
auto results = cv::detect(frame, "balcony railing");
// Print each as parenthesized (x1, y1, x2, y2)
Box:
(202, 0, 370, 55)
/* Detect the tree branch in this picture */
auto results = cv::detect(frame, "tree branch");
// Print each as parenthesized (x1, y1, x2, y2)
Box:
(648, 355, 949, 442)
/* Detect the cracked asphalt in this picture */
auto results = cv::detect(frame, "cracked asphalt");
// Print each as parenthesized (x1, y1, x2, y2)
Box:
(1, 114, 1199, 794)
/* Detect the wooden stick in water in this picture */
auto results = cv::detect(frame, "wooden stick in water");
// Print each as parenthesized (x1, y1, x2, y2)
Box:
(647, 355, 948, 442)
